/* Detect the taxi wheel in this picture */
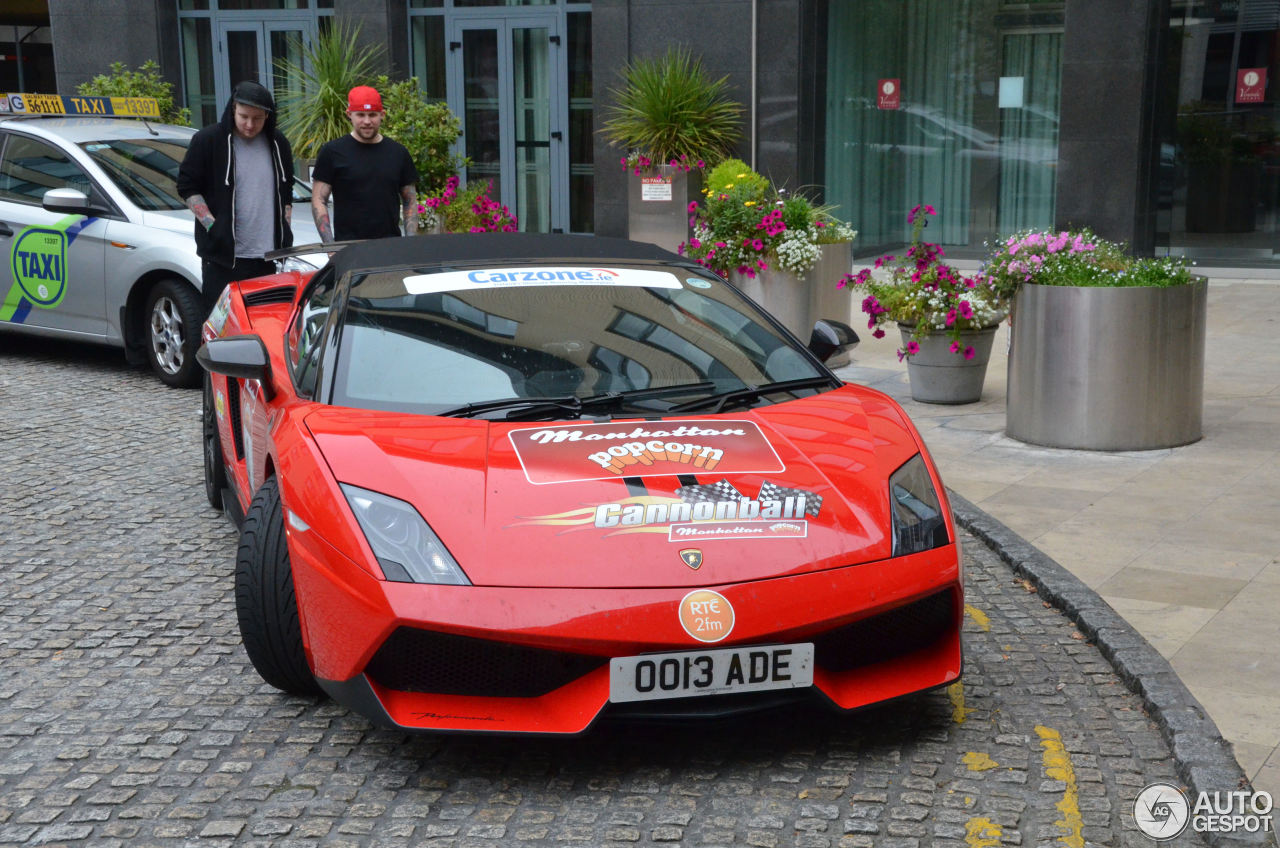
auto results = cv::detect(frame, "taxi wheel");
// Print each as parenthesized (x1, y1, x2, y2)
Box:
(202, 373, 227, 511)
(235, 476, 321, 696)
(145, 278, 203, 388)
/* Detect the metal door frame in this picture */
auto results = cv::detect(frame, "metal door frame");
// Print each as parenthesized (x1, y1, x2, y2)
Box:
(446, 11, 568, 233)
(213, 16, 316, 110)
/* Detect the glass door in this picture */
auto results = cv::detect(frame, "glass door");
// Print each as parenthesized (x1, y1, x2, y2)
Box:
(448, 15, 566, 233)
(214, 20, 311, 111)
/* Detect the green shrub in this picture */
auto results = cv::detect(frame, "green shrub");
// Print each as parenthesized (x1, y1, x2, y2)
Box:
(77, 60, 190, 126)
(373, 75, 468, 198)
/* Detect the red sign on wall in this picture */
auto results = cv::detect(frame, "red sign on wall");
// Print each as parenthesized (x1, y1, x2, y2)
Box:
(877, 79, 900, 110)
(1237, 68, 1267, 103)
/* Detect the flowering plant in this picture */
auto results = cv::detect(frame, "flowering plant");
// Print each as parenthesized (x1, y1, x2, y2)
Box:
(680, 159, 856, 278)
(418, 176, 519, 233)
(984, 228, 1192, 298)
(840, 205, 1008, 361)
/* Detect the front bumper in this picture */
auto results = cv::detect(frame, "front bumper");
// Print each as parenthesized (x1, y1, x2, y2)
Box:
(288, 529, 962, 735)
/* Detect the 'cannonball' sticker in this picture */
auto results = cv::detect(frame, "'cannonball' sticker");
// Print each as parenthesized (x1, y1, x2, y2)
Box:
(679, 589, 734, 642)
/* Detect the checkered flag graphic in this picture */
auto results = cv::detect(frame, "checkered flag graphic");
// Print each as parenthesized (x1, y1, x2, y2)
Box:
(676, 479, 744, 504)
(758, 480, 823, 517)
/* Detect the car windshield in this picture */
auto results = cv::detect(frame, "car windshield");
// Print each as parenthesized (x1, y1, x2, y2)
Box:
(326, 264, 830, 417)
(78, 135, 310, 212)
(77, 136, 190, 211)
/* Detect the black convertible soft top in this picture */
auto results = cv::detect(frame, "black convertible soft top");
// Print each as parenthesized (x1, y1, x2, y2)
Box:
(328, 232, 690, 281)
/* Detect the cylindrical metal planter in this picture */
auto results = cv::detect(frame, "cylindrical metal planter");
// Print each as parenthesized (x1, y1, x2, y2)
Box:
(732, 243, 852, 339)
(1006, 279, 1207, 450)
(899, 324, 998, 404)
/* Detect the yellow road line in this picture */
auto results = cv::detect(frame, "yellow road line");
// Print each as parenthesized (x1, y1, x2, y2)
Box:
(965, 816, 1002, 848)
(963, 751, 999, 772)
(964, 603, 991, 631)
(948, 681, 975, 724)
(1035, 725, 1084, 848)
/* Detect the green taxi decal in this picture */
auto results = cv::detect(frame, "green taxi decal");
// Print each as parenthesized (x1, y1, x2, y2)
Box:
(1, 215, 96, 323)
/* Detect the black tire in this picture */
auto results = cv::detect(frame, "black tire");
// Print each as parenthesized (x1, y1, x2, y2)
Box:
(235, 477, 321, 695)
(145, 277, 203, 388)
(202, 373, 227, 511)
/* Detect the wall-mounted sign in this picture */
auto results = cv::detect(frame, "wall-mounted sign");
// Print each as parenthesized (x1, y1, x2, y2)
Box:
(641, 175, 673, 202)
(877, 79, 900, 110)
(1237, 68, 1266, 104)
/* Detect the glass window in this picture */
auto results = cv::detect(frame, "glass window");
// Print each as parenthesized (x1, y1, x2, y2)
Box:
(181, 18, 217, 128)
(327, 266, 824, 415)
(567, 11, 593, 233)
(1159, 0, 1280, 263)
(0, 135, 94, 204)
(825, 1, 1062, 256)
(410, 15, 447, 102)
(288, 268, 336, 397)
(77, 137, 190, 211)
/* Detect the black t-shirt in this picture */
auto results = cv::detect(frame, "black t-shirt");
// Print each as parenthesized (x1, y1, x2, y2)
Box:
(312, 135, 418, 240)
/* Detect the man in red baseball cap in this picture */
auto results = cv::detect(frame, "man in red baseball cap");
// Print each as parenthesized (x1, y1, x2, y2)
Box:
(310, 85, 419, 243)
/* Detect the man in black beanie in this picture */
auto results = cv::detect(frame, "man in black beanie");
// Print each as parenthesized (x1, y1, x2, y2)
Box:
(177, 80, 295, 315)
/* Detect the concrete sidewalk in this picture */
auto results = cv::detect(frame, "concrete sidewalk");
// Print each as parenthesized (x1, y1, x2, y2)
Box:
(833, 275, 1280, 801)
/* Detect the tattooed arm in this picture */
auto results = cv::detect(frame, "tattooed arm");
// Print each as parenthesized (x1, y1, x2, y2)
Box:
(311, 180, 334, 244)
(185, 194, 215, 231)
(401, 184, 419, 236)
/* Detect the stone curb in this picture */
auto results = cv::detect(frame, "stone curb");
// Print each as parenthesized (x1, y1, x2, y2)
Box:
(948, 490, 1277, 848)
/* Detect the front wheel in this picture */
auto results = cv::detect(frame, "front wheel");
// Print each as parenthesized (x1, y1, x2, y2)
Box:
(145, 277, 203, 388)
(235, 477, 321, 696)
(202, 373, 227, 510)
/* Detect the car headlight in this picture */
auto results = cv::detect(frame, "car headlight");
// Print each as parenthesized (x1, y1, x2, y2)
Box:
(889, 454, 949, 556)
(278, 254, 323, 273)
(340, 484, 470, 585)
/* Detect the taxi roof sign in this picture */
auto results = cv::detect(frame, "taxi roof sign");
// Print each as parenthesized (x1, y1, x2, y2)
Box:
(0, 93, 161, 119)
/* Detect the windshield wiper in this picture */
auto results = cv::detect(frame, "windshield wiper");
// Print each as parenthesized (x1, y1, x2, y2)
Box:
(438, 395, 585, 420)
(438, 382, 719, 421)
(575, 381, 716, 412)
(667, 376, 837, 414)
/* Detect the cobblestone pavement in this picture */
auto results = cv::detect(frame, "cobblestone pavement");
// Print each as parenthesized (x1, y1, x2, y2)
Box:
(0, 338, 1209, 847)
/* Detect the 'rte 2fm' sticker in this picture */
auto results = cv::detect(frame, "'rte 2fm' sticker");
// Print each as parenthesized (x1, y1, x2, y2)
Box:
(12, 227, 68, 308)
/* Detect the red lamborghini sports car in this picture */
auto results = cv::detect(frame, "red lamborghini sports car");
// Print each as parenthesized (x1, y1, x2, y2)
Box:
(198, 233, 962, 734)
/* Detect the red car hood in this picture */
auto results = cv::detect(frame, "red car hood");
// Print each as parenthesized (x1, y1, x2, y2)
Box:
(306, 386, 924, 589)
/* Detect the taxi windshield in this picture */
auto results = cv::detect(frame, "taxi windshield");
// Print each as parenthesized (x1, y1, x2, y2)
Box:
(77, 137, 189, 211)
(326, 265, 829, 417)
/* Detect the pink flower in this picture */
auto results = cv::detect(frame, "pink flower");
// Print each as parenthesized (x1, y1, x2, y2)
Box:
(906, 341, 920, 355)
(872, 328, 885, 339)
(688, 201, 698, 213)
(950, 341, 961, 353)
(963, 346, 976, 360)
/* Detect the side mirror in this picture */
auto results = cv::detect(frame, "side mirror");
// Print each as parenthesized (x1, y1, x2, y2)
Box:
(42, 187, 97, 216)
(808, 319, 860, 364)
(197, 336, 274, 400)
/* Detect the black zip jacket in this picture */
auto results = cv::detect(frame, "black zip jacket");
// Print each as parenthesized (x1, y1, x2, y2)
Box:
(176, 96, 294, 268)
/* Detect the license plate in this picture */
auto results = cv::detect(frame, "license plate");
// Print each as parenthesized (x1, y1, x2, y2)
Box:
(609, 643, 814, 703)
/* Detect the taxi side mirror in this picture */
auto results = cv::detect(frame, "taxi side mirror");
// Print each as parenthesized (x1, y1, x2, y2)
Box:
(41, 187, 101, 216)
(197, 336, 275, 401)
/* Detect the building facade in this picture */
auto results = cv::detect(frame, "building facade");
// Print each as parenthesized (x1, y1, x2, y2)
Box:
(5, 0, 1279, 267)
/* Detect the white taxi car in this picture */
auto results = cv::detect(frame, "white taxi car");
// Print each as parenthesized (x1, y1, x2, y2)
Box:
(0, 105, 318, 387)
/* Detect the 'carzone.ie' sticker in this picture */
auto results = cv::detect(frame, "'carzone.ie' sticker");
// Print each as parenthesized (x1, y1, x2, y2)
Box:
(403, 267, 681, 295)
(686, 277, 713, 289)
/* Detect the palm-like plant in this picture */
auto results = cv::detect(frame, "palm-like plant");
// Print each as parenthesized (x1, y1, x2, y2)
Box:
(275, 19, 384, 160)
(601, 47, 743, 168)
